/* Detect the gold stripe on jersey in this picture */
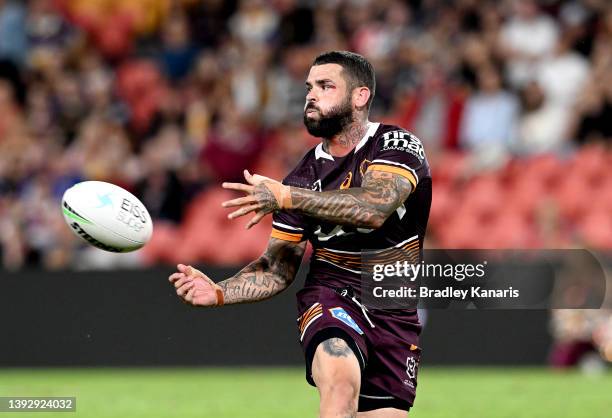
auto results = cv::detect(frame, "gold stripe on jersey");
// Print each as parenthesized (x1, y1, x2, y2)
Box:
(314, 238, 421, 272)
(366, 164, 417, 190)
(271, 228, 303, 242)
(298, 303, 323, 334)
(316, 239, 420, 261)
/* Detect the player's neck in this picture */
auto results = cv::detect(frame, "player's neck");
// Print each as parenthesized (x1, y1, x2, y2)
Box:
(323, 119, 369, 157)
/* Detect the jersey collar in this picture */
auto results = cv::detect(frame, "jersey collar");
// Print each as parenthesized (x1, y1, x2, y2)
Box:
(315, 142, 334, 161)
(314, 122, 381, 160)
(355, 121, 380, 152)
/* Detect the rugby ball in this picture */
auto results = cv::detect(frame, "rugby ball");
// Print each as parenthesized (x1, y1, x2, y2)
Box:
(61, 181, 153, 252)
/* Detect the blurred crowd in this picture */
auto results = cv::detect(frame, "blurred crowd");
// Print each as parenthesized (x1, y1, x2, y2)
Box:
(0, 0, 611, 271)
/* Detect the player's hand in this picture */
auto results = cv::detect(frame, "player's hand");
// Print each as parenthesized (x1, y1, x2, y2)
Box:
(221, 170, 292, 229)
(168, 264, 224, 307)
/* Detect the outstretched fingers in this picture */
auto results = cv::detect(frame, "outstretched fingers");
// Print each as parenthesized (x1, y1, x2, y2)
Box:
(228, 203, 262, 219)
(246, 211, 267, 229)
(222, 182, 254, 193)
(221, 195, 258, 208)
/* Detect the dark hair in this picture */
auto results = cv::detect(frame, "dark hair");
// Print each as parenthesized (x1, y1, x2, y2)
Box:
(312, 51, 376, 111)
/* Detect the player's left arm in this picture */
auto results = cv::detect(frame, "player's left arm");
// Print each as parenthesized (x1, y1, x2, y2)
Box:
(222, 169, 412, 229)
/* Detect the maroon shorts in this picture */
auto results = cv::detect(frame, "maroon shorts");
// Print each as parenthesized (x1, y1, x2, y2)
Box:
(296, 285, 422, 412)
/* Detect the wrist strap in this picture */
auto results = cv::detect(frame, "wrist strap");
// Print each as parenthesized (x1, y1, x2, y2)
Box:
(215, 287, 225, 306)
(264, 182, 292, 209)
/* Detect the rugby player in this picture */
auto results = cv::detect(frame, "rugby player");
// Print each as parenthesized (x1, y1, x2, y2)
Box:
(169, 51, 431, 417)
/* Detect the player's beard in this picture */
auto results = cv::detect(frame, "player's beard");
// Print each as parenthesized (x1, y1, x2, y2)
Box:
(303, 95, 354, 138)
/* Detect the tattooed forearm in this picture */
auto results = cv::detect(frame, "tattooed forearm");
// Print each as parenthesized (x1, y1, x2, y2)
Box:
(290, 170, 413, 229)
(217, 238, 305, 304)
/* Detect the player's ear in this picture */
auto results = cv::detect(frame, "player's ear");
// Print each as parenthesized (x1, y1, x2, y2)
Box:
(353, 86, 370, 109)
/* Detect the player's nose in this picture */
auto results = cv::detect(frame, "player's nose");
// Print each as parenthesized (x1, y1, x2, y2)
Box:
(306, 89, 317, 103)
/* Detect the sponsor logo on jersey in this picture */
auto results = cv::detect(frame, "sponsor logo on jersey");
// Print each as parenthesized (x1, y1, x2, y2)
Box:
(329, 307, 364, 335)
(311, 179, 322, 192)
(381, 131, 425, 161)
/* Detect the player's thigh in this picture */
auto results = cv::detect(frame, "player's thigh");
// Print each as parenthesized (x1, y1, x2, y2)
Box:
(311, 337, 361, 394)
(357, 407, 408, 418)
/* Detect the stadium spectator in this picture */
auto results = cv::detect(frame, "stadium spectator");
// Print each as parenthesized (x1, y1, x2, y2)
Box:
(499, 0, 559, 88)
(536, 35, 590, 110)
(158, 14, 199, 82)
(516, 81, 568, 154)
(459, 64, 519, 156)
(0, 0, 28, 66)
(229, 0, 279, 47)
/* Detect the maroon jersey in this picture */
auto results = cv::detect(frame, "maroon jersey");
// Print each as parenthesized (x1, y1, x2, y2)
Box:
(271, 122, 431, 290)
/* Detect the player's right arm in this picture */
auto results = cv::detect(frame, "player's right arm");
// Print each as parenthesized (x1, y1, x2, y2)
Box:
(169, 237, 305, 307)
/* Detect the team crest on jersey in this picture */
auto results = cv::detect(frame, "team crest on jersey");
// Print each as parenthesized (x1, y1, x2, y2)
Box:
(381, 131, 425, 161)
(340, 172, 352, 189)
(403, 347, 419, 388)
(329, 307, 364, 335)
(406, 356, 417, 379)
(311, 179, 322, 192)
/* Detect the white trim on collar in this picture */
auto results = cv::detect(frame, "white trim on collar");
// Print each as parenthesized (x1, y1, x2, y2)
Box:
(314, 122, 381, 160)
(315, 142, 334, 161)
(355, 121, 380, 152)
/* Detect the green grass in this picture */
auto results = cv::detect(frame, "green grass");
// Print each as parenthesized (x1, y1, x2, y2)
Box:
(0, 367, 610, 417)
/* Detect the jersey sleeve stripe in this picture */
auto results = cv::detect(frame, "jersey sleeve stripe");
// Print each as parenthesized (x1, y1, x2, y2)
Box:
(370, 159, 419, 183)
(366, 163, 417, 189)
(272, 221, 304, 231)
(271, 228, 303, 242)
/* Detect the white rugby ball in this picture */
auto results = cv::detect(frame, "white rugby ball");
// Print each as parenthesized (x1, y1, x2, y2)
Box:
(61, 181, 153, 252)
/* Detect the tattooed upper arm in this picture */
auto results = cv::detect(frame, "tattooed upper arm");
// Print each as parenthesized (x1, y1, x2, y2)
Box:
(360, 169, 413, 224)
(217, 237, 306, 304)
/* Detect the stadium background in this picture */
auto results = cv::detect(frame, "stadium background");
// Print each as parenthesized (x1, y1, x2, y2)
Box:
(0, 0, 611, 416)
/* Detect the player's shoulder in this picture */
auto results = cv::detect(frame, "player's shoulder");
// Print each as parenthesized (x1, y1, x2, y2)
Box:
(372, 122, 421, 141)
(369, 122, 427, 160)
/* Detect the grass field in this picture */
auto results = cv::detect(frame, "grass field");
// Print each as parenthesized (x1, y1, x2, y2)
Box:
(0, 367, 610, 417)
